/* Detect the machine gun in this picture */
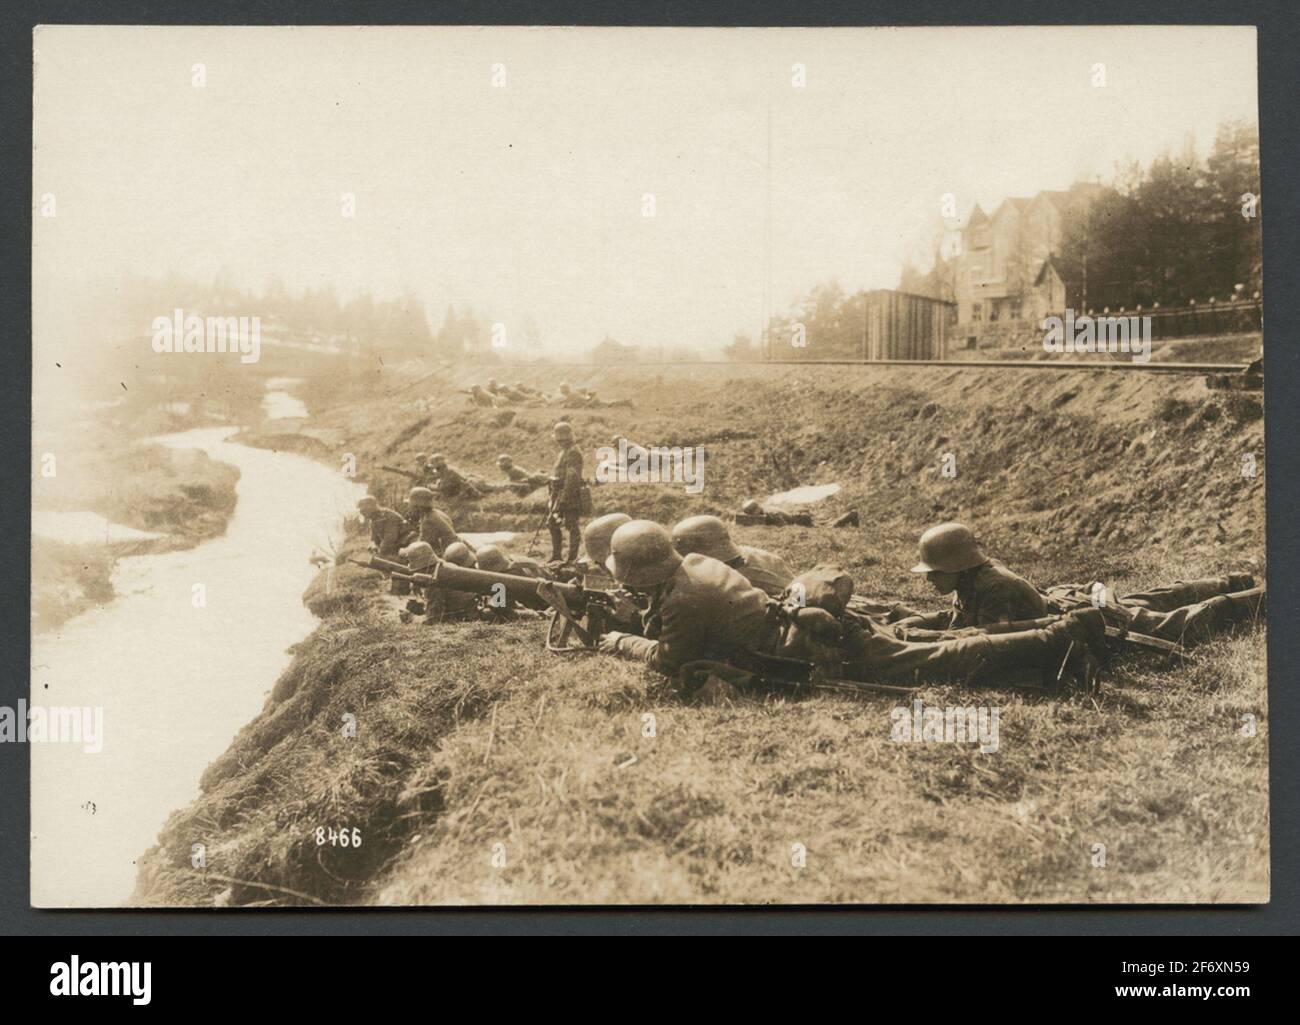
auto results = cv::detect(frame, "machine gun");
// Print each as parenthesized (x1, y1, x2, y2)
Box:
(348, 554, 417, 576)
(426, 561, 641, 651)
(379, 465, 423, 481)
(348, 556, 640, 650)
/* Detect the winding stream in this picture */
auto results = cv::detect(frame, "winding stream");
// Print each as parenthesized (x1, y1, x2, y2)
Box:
(30, 426, 365, 907)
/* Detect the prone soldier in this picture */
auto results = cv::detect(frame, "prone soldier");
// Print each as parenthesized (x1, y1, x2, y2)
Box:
(496, 454, 549, 494)
(670, 514, 794, 597)
(736, 499, 813, 527)
(596, 521, 1104, 690)
(424, 542, 482, 622)
(429, 453, 485, 500)
(894, 522, 1047, 631)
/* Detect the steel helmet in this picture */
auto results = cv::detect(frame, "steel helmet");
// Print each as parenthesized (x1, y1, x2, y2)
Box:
(741, 499, 763, 515)
(671, 515, 742, 563)
(496, 454, 513, 467)
(553, 421, 573, 441)
(474, 545, 511, 573)
(911, 522, 987, 574)
(408, 486, 435, 509)
(443, 542, 474, 567)
(414, 453, 429, 465)
(789, 565, 855, 616)
(357, 496, 379, 513)
(606, 520, 683, 588)
(583, 512, 632, 566)
(399, 541, 435, 571)
(430, 453, 447, 468)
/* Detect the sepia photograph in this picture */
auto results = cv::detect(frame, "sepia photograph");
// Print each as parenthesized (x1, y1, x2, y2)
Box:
(28, 23, 1266, 908)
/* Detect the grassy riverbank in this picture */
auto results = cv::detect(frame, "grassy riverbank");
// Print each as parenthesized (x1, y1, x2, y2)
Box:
(132, 356, 1267, 905)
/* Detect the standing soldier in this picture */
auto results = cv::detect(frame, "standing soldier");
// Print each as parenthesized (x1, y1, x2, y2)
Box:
(670, 514, 795, 597)
(547, 421, 585, 564)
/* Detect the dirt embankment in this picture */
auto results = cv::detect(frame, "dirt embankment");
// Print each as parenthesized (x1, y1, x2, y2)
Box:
(32, 444, 240, 632)
(132, 357, 1267, 906)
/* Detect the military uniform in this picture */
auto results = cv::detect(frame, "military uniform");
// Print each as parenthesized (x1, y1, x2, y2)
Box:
(735, 505, 813, 527)
(417, 507, 458, 555)
(1045, 574, 1264, 645)
(608, 553, 1093, 685)
(841, 612, 1091, 685)
(903, 560, 1047, 631)
(501, 462, 549, 494)
(609, 555, 778, 675)
(728, 545, 795, 597)
(365, 506, 411, 559)
(549, 440, 585, 563)
(434, 463, 482, 500)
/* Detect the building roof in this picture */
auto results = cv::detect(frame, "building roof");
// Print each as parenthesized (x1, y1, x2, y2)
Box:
(1033, 253, 1082, 291)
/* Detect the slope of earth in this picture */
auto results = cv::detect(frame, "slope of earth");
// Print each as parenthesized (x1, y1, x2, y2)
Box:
(132, 360, 1267, 906)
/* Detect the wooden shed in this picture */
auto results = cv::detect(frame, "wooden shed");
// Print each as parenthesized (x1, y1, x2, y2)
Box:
(861, 289, 954, 360)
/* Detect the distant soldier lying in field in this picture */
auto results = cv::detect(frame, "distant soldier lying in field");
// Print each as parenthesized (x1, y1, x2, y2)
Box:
(734, 499, 814, 527)
(553, 382, 632, 408)
(495, 454, 549, 494)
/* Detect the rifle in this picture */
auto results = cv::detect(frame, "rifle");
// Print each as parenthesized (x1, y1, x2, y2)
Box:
(526, 483, 559, 556)
(680, 652, 921, 700)
(380, 465, 421, 481)
(896, 614, 1185, 657)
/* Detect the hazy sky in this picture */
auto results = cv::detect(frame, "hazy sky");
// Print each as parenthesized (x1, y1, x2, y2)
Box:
(34, 25, 1258, 356)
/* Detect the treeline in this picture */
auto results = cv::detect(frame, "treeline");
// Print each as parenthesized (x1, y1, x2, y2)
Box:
(111, 274, 541, 363)
(723, 281, 862, 361)
(1057, 119, 1262, 309)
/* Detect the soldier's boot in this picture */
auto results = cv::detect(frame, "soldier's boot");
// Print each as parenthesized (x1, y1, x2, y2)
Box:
(548, 524, 564, 563)
(566, 524, 581, 563)
(1177, 586, 1266, 644)
(1125, 575, 1254, 612)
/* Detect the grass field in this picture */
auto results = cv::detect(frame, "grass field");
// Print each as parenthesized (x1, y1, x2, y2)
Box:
(132, 356, 1268, 905)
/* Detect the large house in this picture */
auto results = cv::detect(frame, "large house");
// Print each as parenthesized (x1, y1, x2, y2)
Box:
(953, 183, 1104, 330)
